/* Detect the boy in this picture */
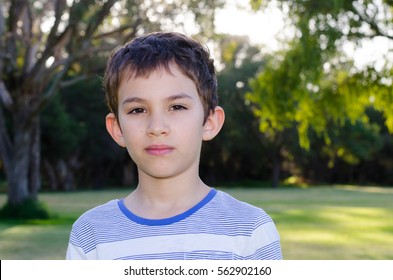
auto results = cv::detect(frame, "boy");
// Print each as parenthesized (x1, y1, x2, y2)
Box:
(66, 32, 282, 260)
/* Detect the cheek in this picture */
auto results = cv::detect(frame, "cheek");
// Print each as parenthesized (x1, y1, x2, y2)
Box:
(121, 124, 144, 147)
(183, 118, 205, 140)
(121, 117, 145, 133)
(178, 114, 204, 133)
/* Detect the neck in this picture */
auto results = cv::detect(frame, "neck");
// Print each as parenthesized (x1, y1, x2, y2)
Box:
(124, 169, 211, 219)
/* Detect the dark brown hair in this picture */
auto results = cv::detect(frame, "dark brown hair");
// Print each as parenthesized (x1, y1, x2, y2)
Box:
(103, 32, 218, 123)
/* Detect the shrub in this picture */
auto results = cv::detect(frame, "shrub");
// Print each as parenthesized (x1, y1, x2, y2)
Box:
(0, 199, 50, 220)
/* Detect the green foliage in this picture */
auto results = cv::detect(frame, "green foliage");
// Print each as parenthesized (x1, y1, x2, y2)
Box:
(247, 0, 393, 152)
(0, 199, 50, 220)
(323, 120, 383, 166)
(246, 36, 327, 149)
(41, 76, 127, 188)
(244, 0, 393, 185)
(59, 77, 110, 159)
(250, 0, 264, 11)
(42, 94, 87, 159)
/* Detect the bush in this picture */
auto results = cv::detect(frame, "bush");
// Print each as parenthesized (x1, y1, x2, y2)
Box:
(0, 199, 51, 220)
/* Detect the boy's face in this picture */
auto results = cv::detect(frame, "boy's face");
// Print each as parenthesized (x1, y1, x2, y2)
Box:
(106, 63, 224, 180)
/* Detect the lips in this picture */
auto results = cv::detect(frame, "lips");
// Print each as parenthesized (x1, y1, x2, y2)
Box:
(145, 145, 174, 156)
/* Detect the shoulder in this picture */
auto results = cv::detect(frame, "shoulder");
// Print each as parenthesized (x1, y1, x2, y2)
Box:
(197, 189, 275, 234)
(211, 190, 273, 224)
(67, 200, 124, 258)
(75, 199, 119, 220)
(70, 200, 122, 235)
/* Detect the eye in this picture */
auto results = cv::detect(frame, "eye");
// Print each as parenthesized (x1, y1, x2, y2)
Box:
(170, 104, 187, 111)
(128, 107, 146, 115)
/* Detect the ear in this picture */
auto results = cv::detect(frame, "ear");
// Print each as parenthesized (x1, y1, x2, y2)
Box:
(202, 106, 225, 141)
(106, 113, 126, 147)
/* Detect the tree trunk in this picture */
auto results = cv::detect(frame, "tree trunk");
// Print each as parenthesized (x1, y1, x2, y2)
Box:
(43, 159, 58, 191)
(272, 151, 281, 188)
(7, 115, 33, 205)
(5, 98, 41, 206)
(29, 116, 41, 199)
(271, 141, 283, 189)
(56, 159, 75, 191)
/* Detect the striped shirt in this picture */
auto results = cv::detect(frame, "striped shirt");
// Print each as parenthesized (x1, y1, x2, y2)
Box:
(66, 189, 282, 260)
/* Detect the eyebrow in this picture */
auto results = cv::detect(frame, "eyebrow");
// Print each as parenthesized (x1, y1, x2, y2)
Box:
(167, 93, 193, 102)
(122, 93, 193, 105)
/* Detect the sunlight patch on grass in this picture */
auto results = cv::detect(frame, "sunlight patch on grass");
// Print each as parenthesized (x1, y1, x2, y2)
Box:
(0, 224, 69, 259)
(277, 206, 393, 259)
(334, 185, 393, 194)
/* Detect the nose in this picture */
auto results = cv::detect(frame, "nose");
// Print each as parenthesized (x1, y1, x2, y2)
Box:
(146, 112, 169, 136)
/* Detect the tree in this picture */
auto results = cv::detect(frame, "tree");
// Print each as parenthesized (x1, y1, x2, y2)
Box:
(201, 35, 271, 184)
(41, 77, 127, 190)
(41, 91, 86, 191)
(0, 0, 224, 214)
(246, 0, 393, 185)
(0, 0, 126, 210)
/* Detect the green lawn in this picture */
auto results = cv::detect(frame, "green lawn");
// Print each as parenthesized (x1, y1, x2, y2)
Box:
(0, 185, 392, 259)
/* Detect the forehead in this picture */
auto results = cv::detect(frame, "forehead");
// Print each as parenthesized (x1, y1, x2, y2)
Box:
(118, 63, 199, 100)
(120, 60, 193, 83)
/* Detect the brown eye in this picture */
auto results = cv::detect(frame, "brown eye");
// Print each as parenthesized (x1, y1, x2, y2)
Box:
(129, 108, 145, 114)
(170, 105, 187, 111)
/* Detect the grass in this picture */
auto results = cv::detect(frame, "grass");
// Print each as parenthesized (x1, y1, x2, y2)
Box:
(226, 185, 393, 259)
(0, 185, 392, 259)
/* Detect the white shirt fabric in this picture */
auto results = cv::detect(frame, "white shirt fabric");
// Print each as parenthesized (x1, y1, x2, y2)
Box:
(66, 189, 282, 260)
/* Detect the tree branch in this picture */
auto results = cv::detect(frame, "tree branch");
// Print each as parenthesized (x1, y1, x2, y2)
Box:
(85, 0, 118, 39)
(5, 0, 27, 73)
(59, 75, 88, 88)
(31, 0, 118, 82)
(34, 59, 73, 117)
(93, 23, 137, 40)
(45, 0, 68, 50)
(0, 81, 13, 108)
(121, 17, 142, 44)
(21, 2, 35, 75)
(30, 25, 73, 79)
(352, 3, 393, 40)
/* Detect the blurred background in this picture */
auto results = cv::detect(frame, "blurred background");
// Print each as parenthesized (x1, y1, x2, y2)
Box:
(1, 0, 393, 260)
(0, 0, 393, 209)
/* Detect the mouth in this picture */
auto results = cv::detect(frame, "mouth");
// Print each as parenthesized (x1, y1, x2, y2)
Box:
(145, 145, 174, 156)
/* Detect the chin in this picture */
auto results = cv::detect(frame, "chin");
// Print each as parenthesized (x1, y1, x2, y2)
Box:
(143, 169, 179, 179)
